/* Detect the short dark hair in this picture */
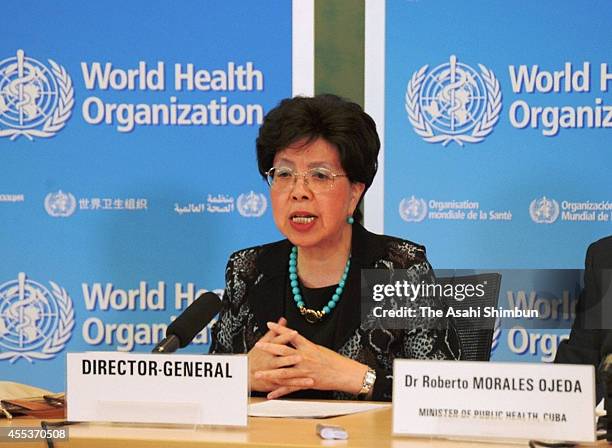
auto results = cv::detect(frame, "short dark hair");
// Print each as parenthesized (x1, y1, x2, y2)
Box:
(256, 94, 380, 222)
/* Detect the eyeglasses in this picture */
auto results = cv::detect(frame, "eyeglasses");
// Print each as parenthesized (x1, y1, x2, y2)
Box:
(265, 166, 348, 193)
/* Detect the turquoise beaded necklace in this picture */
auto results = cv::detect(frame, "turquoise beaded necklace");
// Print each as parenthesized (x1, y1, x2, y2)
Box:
(289, 246, 351, 323)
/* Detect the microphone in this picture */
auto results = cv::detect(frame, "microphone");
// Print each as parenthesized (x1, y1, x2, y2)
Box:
(152, 291, 222, 354)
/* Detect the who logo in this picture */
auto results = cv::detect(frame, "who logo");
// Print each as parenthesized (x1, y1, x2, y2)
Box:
(399, 196, 428, 223)
(44, 190, 77, 218)
(529, 196, 560, 224)
(237, 191, 267, 218)
(0, 49, 74, 141)
(406, 55, 502, 146)
(0, 273, 74, 362)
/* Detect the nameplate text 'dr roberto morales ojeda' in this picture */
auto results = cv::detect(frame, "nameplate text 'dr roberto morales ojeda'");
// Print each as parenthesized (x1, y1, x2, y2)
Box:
(393, 360, 595, 443)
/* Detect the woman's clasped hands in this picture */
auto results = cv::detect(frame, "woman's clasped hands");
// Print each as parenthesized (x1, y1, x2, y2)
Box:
(248, 320, 368, 399)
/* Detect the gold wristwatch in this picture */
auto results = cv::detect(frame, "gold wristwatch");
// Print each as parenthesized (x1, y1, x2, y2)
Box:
(358, 368, 376, 398)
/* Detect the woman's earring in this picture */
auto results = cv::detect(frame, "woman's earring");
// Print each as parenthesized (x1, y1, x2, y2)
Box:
(346, 216, 355, 224)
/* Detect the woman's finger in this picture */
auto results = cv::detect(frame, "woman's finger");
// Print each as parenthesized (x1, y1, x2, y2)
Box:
(270, 377, 313, 388)
(272, 354, 302, 368)
(267, 386, 303, 400)
(254, 367, 309, 381)
(255, 341, 297, 357)
(266, 322, 310, 347)
(268, 329, 298, 345)
(258, 317, 287, 343)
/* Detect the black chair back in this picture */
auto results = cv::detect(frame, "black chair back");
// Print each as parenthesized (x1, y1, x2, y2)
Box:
(437, 273, 502, 361)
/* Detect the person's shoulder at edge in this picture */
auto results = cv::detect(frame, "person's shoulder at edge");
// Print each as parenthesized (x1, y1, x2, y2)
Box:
(588, 235, 612, 258)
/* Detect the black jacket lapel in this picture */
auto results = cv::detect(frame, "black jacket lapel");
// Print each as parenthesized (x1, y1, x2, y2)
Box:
(332, 224, 387, 350)
(249, 239, 291, 334)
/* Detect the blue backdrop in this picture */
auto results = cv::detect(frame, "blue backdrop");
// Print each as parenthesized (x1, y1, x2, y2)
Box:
(2, 0, 611, 392)
(383, 0, 611, 362)
(1, 0, 291, 391)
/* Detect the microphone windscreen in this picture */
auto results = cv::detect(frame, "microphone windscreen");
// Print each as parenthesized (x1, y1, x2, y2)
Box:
(167, 291, 222, 348)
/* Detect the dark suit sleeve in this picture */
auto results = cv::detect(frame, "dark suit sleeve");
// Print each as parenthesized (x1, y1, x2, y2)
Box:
(555, 243, 603, 366)
(555, 242, 608, 401)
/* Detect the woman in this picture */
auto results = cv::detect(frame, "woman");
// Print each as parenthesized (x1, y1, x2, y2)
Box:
(210, 94, 461, 401)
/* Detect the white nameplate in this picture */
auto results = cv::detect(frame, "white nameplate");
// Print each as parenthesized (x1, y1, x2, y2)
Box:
(393, 360, 595, 442)
(67, 352, 247, 426)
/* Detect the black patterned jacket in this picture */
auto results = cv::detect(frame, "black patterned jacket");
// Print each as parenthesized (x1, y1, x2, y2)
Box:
(210, 224, 461, 401)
